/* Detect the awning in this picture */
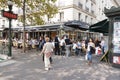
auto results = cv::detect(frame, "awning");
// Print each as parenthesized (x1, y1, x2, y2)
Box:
(64, 20, 89, 31)
(11, 23, 75, 32)
(89, 19, 109, 33)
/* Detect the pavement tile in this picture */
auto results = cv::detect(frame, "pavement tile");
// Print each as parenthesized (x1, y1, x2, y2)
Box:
(0, 48, 120, 80)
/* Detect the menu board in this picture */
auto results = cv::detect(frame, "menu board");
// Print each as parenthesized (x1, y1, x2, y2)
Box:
(113, 22, 120, 53)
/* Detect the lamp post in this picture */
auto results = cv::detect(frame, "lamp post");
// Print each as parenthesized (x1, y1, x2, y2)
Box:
(23, 0, 26, 52)
(60, 24, 63, 38)
(8, 0, 13, 57)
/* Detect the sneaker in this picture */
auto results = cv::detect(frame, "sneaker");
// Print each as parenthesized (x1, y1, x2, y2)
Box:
(45, 68, 49, 71)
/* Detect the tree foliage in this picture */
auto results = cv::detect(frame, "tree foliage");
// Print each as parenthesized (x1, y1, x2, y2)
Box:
(0, 0, 58, 25)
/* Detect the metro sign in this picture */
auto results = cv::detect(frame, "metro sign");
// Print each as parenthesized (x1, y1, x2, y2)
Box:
(1, 10, 18, 19)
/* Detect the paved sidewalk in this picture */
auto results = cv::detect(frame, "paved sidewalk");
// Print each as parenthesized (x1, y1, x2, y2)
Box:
(0, 48, 120, 80)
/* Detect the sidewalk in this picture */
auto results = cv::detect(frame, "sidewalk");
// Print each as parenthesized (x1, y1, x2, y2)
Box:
(0, 48, 120, 80)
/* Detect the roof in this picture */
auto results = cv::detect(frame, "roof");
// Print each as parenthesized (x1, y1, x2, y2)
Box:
(5, 24, 75, 32)
(105, 7, 120, 17)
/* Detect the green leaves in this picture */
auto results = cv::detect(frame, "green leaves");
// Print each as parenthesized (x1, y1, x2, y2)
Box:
(0, 0, 58, 25)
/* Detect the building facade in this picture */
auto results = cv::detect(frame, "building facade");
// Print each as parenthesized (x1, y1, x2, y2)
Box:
(48, 0, 97, 25)
(96, 0, 120, 21)
(46, 0, 120, 24)
(0, 0, 120, 29)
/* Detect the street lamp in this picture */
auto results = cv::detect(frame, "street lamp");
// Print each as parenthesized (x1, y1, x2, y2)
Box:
(23, 0, 26, 52)
(8, 0, 13, 57)
(60, 24, 63, 38)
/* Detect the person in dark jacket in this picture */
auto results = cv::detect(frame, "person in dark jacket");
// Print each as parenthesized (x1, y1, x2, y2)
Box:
(65, 35, 71, 57)
(54, 35, 60, 55)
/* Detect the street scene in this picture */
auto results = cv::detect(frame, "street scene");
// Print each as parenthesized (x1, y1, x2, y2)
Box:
(0, 0, 120, 80)
(0, 48, 120, 80)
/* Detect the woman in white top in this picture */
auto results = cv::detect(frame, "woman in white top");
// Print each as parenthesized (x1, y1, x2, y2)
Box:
(40, 37, 54, 70)
(87, 38, 95, 65)
(60, 36, 65, 55)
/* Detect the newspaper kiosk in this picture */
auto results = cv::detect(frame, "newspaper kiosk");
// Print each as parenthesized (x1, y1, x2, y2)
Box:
(105, 7, 120, 68)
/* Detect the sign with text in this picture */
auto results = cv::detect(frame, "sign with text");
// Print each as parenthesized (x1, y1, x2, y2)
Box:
(1, 10, 18, 19)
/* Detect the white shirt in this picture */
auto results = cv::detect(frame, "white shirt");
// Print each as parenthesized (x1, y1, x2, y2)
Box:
(87, 42, 95, 52)
(100, 40, 105, 47)
(60, 39, 65, 46)
(73, 43, 77, 49)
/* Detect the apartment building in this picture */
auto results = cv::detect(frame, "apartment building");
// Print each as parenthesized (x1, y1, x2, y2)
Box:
(96, 0, 120, 21)
(47, 0, 120, 24)
(48, 0, 97, 25)
(0, 0, 120, 29)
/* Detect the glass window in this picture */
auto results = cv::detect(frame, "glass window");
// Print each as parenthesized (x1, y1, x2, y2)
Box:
(78, 13, 81, 21)
(60, 12, 64, 21)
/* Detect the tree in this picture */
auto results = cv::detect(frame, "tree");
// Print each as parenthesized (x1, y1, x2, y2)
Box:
(0, 0, 58, 25)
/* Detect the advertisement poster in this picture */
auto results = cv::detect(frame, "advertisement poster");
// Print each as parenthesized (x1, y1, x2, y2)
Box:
(113, 56, 120, 64)
(113, 22, 120, 53)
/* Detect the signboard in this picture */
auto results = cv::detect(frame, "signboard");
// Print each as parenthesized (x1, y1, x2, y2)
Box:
(113, 22, 120, 53)
(113, 56, 120, 64)
(1, 10, 17, 19)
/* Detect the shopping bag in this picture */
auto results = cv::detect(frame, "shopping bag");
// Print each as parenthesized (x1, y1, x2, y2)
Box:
(85, 53, 88, 60)
(45, 52, 52, 58)
(98, 48, 102, 55)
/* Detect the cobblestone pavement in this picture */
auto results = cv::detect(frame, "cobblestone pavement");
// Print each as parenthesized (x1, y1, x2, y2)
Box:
(0, 48, 120, 80)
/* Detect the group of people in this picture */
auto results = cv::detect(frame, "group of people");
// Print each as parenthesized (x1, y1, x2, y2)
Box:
(85, 37, 106, 65)
(38, 35, 106, 70)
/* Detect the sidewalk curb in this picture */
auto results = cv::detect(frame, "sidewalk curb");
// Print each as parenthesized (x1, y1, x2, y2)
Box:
(0, 54, 13, 60)
(0, 54, 8, 60)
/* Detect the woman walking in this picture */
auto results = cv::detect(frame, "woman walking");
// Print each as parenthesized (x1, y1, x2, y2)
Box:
(40, 37, 54, 70)
(86, 38, 95, 65)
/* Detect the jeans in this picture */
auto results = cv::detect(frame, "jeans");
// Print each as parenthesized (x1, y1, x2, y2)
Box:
(87, 51, 92, 61)
(101, 46, 105, 54)
(75, 48, 80, 56)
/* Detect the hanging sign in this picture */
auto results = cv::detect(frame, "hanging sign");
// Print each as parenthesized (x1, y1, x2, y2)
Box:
(1, 10, 17, 19)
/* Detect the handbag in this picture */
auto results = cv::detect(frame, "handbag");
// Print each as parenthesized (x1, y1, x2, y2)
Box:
(90, 46, 95, 54)
(45, 52, 52, 58)
(85, 53, 88, 60)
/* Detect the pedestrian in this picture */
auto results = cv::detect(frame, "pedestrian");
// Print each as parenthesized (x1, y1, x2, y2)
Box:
(100, 37, 105, 54)
(40, 37, 54, 70)
(54, 35, 60, 55)
(86, 38, 95, 65)
(38, 36, 44, 51)
(65, 35, 71, 57)
(60, 36, 65, 56)
(94, 38, 101, 55)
